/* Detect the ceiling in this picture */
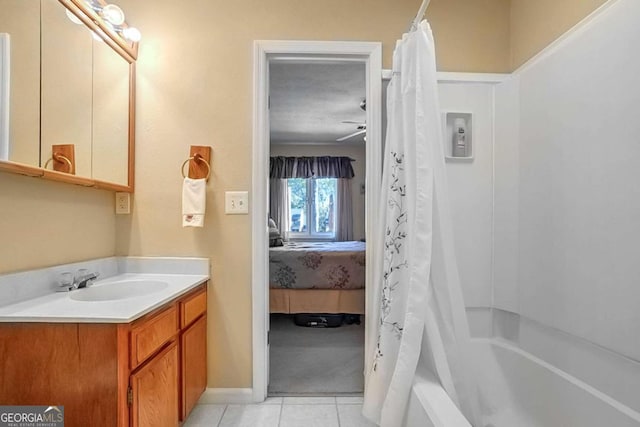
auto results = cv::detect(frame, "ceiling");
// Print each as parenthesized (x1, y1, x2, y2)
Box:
(269, 62, 366, 145)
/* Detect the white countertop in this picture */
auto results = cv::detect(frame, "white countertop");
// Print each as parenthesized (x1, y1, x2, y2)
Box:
(0, 273, 208, 323)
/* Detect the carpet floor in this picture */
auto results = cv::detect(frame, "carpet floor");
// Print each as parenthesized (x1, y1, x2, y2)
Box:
(268, 314, 365, 395)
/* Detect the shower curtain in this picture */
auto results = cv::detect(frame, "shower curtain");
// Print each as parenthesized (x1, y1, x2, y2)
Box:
(363, 21, 480, 426)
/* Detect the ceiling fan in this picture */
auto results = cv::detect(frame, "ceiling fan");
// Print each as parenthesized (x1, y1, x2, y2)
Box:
(336, 100, 367, 142)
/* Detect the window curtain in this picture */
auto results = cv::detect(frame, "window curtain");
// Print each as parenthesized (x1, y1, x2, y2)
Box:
(362, 21, 480, 426)
(269, 156, 354, 179)
(270, 156, 355, 241)
(269, 179, 289, 238)
(335, 179, 353, 241)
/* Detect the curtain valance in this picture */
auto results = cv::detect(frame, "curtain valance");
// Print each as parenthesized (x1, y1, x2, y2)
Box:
(269, 156, 354, 179)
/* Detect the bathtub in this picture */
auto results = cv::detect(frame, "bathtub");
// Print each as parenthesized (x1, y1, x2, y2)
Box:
(403, 338, 640, 427)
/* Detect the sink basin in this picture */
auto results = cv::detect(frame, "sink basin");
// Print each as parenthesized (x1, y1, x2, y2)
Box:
(69, 280, 169, 302)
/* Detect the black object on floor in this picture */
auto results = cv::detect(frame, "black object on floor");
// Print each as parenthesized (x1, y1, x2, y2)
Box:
(293, 313, 344, 328)
(344, 314, 361, 325)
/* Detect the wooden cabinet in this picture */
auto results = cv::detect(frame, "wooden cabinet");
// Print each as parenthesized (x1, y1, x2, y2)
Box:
(181, 315, 207, 420)
(131, 342, 179, 427)
(0, 282, 208, 427)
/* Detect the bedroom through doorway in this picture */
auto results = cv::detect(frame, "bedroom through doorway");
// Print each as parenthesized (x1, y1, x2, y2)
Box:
(267, 60, 367, 395)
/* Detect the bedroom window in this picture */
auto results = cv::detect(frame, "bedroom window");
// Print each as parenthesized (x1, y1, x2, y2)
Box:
(288, 177, 337, 239)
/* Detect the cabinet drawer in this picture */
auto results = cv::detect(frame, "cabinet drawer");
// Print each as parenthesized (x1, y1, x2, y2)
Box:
(131, 305, 178, 367)
(180, 287, 207, 328)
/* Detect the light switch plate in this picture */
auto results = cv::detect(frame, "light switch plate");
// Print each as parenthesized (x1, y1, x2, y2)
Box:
(115, 192, 131, 215)
(225, 191, 249, 214)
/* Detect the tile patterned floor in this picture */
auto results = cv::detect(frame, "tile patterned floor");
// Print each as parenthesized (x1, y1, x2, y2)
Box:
(183, 396, 376, 427)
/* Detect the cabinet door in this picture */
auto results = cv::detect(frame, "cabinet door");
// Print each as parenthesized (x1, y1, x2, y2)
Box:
(130, 341, 179, 427)
(181, 315, 207, 420)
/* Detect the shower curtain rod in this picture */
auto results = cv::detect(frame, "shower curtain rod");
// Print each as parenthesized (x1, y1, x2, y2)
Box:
(409, 0, 432, 32)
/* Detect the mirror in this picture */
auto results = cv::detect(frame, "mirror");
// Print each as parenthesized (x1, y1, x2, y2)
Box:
(0, 0, 40, 167)
(41, 0, 94, 178)
(0, 0, 137, 190)
(91, 36, 130, 185)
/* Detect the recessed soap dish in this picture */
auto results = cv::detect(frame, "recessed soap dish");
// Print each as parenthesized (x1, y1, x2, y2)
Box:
(443, 111, 473, 162)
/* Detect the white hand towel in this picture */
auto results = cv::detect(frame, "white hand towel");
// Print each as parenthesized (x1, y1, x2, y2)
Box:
(182, 177, 206, 227)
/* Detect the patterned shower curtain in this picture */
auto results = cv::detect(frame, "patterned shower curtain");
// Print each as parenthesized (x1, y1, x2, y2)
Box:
(362, 21, 480, 426)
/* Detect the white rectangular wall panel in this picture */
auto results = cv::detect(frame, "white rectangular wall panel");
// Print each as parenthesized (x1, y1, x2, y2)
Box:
(438, 83, 494, 308)
(493, 76, 520, 313)
(516, 0, 640, 361)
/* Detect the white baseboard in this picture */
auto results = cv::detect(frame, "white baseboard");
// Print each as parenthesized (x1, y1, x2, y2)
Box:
(198, 388, 255, 404)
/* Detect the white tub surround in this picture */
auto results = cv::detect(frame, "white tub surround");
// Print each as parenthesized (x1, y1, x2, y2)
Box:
(465, 307, 640, 415)
(407, 338, 640, 427)
(476, 339, 640, 426)
(0, 257, 209, 322)
(491, 308, 640, 417)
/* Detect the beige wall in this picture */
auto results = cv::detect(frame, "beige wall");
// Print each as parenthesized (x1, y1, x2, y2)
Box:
(270, 144, 366, 241)
(0, 173, 116, 274)
(510, 0, 608, 69)
(427, 0, 511, 72)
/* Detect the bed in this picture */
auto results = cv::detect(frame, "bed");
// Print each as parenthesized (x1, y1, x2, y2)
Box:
(269, 241, 366, 314)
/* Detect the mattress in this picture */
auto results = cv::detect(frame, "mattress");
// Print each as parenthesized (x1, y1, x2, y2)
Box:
(269, 241, 366, 290)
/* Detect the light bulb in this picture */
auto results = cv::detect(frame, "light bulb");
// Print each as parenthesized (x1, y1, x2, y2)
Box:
(102, 4, 125, 25)
(123, 27, 141, 42)
(65, 9, 83, 25)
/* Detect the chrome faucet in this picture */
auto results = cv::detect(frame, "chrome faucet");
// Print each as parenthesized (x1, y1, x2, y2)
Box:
(56, 270, 100, 292)
(73, 271, 99, 289)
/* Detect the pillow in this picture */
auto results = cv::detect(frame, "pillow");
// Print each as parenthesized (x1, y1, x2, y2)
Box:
(269, 227, 281, 239)
(268, 217, 284, 247)
(269, 230, 283, 247)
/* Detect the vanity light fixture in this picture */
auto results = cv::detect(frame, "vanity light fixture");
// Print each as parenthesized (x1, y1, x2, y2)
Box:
(122, 26, 141, 42)
(60, 0, 140, 61)
(101, 4, 125, 26)
(64, 1, 134, 38)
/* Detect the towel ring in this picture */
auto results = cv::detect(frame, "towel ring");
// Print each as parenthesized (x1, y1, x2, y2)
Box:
(44, 153, 73, 172)
(181, 154, 211, 180)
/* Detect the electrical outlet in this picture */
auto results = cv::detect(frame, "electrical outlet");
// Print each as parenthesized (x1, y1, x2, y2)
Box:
(115, 192, 131, 214)
(225, 191, 249, 214)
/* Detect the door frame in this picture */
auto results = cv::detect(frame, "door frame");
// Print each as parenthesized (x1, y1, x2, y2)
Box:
(252, 40, 382, 401)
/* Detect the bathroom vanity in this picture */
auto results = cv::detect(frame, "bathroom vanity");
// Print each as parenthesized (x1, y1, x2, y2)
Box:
(0, 258, 209, 427)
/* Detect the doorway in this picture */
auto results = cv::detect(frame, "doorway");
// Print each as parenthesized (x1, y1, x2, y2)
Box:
(252, 41, 382, 401)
